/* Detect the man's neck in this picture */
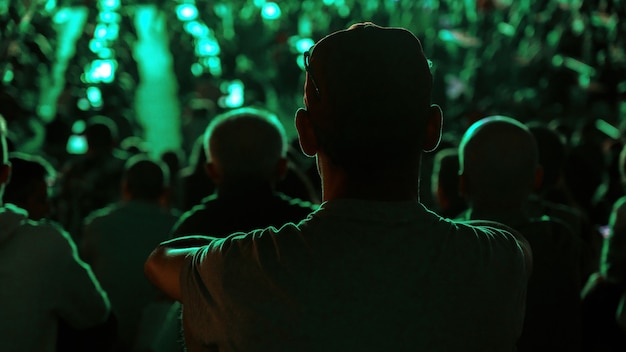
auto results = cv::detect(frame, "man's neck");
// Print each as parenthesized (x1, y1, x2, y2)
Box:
(318, 156, 420, 202)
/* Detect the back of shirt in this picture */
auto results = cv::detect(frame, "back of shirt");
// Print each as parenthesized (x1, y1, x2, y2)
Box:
(181, 200, 530, 351)
(0, 205, 110, 352)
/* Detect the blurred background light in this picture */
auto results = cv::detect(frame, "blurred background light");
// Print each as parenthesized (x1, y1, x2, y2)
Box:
(261, 2, 281, 20)
(176, 4, 199, 21)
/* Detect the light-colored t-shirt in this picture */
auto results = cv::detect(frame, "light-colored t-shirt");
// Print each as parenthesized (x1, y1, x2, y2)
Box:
(181, 199, 530, 351)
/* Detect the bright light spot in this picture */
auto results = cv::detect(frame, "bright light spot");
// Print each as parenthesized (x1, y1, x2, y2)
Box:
(218, 80, 245, 108)
(322, 0, 335, 5)
(204, 57, 222, 76)
(254, 0, 266, 7)
(67, 135, 88, 154)
(99, 11, 121, 23)
(497, 22, 515, 37)
(196, 38, 220, 56)
(94, 24, 108, 39)
(295, 38, 314, 53)
(100, 0, 120, 11)
(87, 86, 102, 105)
(261, 2, 281, 20)
(97, 48, 114, 59)
(72, 120, 86, 134)
(438, 29, 455, 42)
(2, 69, 13, 83)
(86, 59, 116, 83)
(53, 8, 71, 24)
(191, 63, 204, 77)
(177, 4, 198, 21)
(44, 0, 57, 13)
(184, 21, 209, 37)
(77, 98, 90, 111)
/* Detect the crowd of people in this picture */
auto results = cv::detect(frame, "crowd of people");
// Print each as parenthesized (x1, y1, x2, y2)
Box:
(1, 1, 626, 352)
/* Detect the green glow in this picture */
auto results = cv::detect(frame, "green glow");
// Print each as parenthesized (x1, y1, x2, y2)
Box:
(2, 69, 13, 84)
(219, 80, 245, 108)
(196, 38, 220, 56)
(261, 2, 281, 20)
(551, 54, 564, 67)
(99, 0, 120, 11)
(497, 23, 515, 37)
(86, 86, 103, 107)
(85, 59, 116, 84)
(184, 21, 209, 37)
(176, 4, 198, 21)
(438, 29, 455, 42)
(67, 135, 88, 154)
(191, 63, 204, 77)
(53, 8, 71, 24)
(296, 55, 305, 70)
(99, 11, 121, 23)
(77, 98, 90, 111)
(323, 0, 335, 5)
(72, 120, 86, 134)
(295, 38, 314, 53)
(595, 119, 621, 140)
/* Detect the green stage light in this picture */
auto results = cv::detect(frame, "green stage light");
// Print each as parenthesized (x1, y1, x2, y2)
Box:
(184, 21, 209, 37)
(100, 0, 120, 11)
(196, 38, 220, 56)
(177, 4, 199, 21)
(191, 63, 204, 76)
(261, 2, 281, 20)
(295, 38, 314, 53)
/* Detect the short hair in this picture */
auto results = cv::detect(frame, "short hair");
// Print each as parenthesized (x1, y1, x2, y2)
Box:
(459, 116, 539, 203)
(4, 153, 56, 205)
(204, 107, 286, 182)
(85, 115, 118, 150)
(304, 22, 433, 171)
(123, 155, 169, 201)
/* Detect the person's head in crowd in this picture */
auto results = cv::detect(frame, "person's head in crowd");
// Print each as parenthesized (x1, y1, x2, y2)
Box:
(0, 116, 11, 203)
(4, 152, 56, 220)
(431, 148, 465, 218)
(203, 106, 287, 188)
(527, 122, 567, 195)
(84, 115, 119, 155)
(121, 155, 170, 203)
(459, 116, 542, 210)
(294, 22, 442, 201)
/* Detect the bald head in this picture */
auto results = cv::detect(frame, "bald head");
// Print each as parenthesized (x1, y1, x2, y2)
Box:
(459, 116, 540, 206)
(204, 107, 286, 185)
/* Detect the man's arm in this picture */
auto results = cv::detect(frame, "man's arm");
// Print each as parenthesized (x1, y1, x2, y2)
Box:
(144, 235, 214, 302)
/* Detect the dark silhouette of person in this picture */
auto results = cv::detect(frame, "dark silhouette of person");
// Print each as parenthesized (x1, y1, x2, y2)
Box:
(57, 115, 128, 239)
(81, 155, 180, 351)
(145, 23, 531, 352)
(170, 106, 317, 239)
(0, 115, 111, 351)
(4, 152, 56, 220)
(457, 115, 584, 352)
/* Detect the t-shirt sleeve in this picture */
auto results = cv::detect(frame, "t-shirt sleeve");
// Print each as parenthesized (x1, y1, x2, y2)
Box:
(52, 226, 111, 329)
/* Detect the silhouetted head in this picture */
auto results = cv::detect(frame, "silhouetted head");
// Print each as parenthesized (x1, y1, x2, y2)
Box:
(459, 116, 541, 208)
(4, 153, 56, 220)
(85, 115, 118, 154)
(204, 107, 287, 186)
(122, 155, 170, 202)
(295, 22, 442, 175)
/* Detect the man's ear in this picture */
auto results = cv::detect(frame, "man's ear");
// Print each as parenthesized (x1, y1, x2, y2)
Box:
(205, 162, 221, 185)
(295, 108, 319, 157)
(423, 104, 443, 152)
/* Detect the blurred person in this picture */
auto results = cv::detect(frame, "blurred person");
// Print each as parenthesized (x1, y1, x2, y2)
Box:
(430, 147, 466, 218)
(457, 116, 584, 352)
(178, 135, 215, 212)
(581, 143, 626, 352)
(57, 115, 128, 239)
(146, 23, 531, 351)
(0, 115, 112, 351)
(81, 155, 180, 351)
(4, 152, 56, 220)
(170, 107, 316, 238)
